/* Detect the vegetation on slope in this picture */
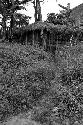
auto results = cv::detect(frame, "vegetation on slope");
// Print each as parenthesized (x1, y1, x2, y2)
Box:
(31, 43, 83, 125)
(1, 42, 83, 125)
(0, 42, 56, 123)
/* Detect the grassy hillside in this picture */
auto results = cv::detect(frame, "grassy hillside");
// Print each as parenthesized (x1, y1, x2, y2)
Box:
(1, 42, 83, 125)
(30, 43, 83, 125)
(0, 42, 56, 123)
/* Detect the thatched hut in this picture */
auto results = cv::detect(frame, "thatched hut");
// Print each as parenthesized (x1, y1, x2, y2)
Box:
(24, 21, 56, 50)
(13, 21, 82, 53)
(13, 21, 67, 52)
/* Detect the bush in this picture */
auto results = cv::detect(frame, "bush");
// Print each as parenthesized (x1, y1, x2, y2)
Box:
(31, 43, 83, 125)
(0, 42, 55, 122)
(52, 43, 83, 124)
(2, 42, 83, 125)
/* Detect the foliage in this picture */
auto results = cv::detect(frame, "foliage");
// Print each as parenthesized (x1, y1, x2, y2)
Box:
(0, 42, 55, 122)
(46, 4, 81, 47)
(14, 13, 31, 27)
(47, 3, 75, 27)
(1, 41, 83, 125)
(53, 43, 83, 124)
(30, 43, 83, 125)
(1, 2, 83, 124)
(0, 0, 31, 41)
(46, 12, 82, 47)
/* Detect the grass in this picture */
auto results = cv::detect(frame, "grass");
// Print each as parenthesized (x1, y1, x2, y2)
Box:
(0, 42, 56, 124)
(1, 42, 83, 125)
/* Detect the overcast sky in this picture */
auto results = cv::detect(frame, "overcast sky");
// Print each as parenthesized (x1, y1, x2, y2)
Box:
(19, 0, 83, 23)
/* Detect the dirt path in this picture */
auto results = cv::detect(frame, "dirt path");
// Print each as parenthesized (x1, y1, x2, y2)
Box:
(0, 112, 41, 125)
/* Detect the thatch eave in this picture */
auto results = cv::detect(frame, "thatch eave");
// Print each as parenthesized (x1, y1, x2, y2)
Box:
(13, 22, 81, 35)
(25, 21, 56, 32)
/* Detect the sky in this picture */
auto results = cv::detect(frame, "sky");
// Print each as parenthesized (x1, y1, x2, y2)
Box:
(18, 0, 83, 23)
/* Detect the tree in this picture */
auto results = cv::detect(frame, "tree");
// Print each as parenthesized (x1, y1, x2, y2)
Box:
(0, 0, 8, 40)
(47, 3, 75, 26)
(14, 13, 31, 28)
(58, 3, 76, 26)
(6, 0, 29, 40)
(0, 0, 32, 41)
(47, 13, 65, 25)
(32, 0, 44, 22)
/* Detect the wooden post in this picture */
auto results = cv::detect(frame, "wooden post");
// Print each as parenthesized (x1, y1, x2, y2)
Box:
(32, 30, 35, 45)
(56, 35, 59, 51)
(36, 31, 39, 48)
(48, 34, 50, 51)
(40, 29, 43, 46)
(43, 32, 46, 50)
(25, 33, 27, 45)
(37, 31, 38, 43)
(43, 38, 46, 50)
(48, 33, 51, 52)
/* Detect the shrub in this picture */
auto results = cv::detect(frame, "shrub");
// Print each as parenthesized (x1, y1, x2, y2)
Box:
(0, 42, 55, 122)
(31, 43, 83, 125)
(52, 43, 83, 124)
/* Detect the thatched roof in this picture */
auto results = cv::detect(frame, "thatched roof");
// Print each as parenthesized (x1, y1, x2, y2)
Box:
(25, 21, 83, 34)
(26, 21, 55, 31)
(13, 21, 67, 34)
(13, 21, 82, 35)
(25, 21, 69, 33)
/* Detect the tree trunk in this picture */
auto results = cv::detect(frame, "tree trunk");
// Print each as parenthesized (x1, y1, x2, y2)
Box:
(2, 15, 6, 40)
(10, 0, 14, 41)
(9, 13, 14, 42)
(35, 6, 37, 22)
(34, 0, 42, 22)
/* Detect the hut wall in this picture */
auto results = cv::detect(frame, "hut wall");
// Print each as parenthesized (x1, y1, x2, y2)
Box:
(49, 33, 56, 53)
(34, 30, 42, 46)
(46, 32, 51, 51)
(19, 30, 42, 46)
(26, 31, 33, 45)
